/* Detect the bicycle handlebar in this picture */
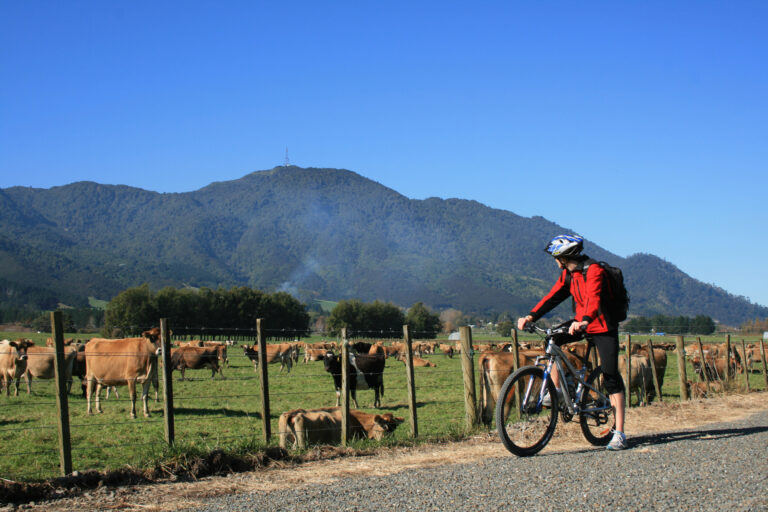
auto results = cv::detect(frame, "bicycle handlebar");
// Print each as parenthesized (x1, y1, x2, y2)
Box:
(522, 322, 572, 338)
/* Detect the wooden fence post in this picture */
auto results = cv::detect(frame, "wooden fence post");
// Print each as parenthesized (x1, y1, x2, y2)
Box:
(625, 335, 632, 408)
(696, 337, 710, 394)
(760, 339, 768, 389)
(724, 334, 732, 386)
(459, 326, 478, 429)
(676, 336, 689, 401)
(646, 339, 662, 403)
(256, 318, 271, 443)
(160, 318, 174, 446)
(403, 325, 418, 438)
(51, 311, 72, 476)
(340, 328, 350, 446)
(741, 339, 750, 393)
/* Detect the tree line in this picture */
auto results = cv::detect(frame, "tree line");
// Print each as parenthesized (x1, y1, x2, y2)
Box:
(622, 314, 716, 335)
(740, 317, 768, 334)
(327, 300, 442, 339)
(102, 286, 445, 340)
(103, 284, 310, 337)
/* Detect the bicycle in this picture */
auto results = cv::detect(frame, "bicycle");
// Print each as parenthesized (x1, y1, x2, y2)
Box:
(495, 321, 616, 456)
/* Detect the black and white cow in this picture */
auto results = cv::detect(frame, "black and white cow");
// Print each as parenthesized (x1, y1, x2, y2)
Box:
(323, 351, 385, 408)
(349, 341, 372, 354)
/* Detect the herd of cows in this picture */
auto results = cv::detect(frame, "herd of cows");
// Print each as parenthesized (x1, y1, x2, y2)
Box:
(1, 331, 765, 451)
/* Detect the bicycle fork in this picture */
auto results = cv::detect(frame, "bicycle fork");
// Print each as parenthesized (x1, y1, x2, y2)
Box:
(539, 358, 581, 414)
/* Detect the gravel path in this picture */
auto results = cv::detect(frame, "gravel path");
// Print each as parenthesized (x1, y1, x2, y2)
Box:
(191, 410, 768, 512)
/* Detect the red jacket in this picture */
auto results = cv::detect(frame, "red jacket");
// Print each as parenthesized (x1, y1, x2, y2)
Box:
(529, 262, 613, 334)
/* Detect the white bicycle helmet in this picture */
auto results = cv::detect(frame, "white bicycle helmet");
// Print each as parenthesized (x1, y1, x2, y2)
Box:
(544, 234, 584, 258)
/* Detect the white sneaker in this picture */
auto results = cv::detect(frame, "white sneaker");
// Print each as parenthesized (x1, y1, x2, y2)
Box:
(541, 390, 563, 407)
(606, 430, 627, 450)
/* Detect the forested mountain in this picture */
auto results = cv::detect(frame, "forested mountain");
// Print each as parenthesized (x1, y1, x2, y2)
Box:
(1, 166, 765, 325)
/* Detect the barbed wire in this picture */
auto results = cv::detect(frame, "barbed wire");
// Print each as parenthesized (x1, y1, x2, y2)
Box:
(1, 329, 764, 482)
(3, 448, 61, 458)
(70, 439, 167, 452)
(0, 423, 57, 433)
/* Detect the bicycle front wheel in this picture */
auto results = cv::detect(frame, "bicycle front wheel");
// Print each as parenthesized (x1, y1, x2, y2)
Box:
(495, 366, 558, 456)
(579, 368, 616, 445)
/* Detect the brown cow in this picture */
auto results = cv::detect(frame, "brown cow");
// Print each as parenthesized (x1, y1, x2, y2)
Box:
(242, 343, 296, 373)
(175, 340, 204, 347)
(478, 347, 587, 424)
(0, 339, 33, 396)
(203, 341, 229, 367)
(563, 342, 592, 366)
(85, 337, 160, 419)
(686, 379, 724, 399)
(691, 354, 737, 381)
(70, 344, 118, 398)
(417, 342, 437, 354)
(24, 345, 77, 394)
(141, 327, 168, 344)
(171, 346, 222, 380)
(619, 354, 653, 405)
(368, 342, 386, 357)
(438, 343, 454, 358)
(380, 345, 402, 359)
(478, 351, 536, 425)
(278, 407, 404, 449)
(45, 337, 75, 347)
(304, 347, 329, 363)
(745, 345, 763, 372)
(396, 353, 437, 367)
(629, 344, 667, 401)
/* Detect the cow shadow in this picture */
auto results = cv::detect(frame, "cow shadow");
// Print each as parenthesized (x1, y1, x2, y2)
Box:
(376, 402, 430, 412)
(0, 418, 35, 427)
(173, 407, 262, 419)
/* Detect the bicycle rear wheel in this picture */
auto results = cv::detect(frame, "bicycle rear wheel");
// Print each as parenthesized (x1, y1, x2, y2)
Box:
(579, 368, 616, 445)
(495, 366, 558, 456)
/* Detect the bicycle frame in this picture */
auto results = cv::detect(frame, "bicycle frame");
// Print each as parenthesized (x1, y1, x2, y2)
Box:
(533, 337, 611, 416)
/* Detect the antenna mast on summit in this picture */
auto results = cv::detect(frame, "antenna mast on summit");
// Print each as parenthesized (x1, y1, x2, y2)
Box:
(284, 147, 290, 167)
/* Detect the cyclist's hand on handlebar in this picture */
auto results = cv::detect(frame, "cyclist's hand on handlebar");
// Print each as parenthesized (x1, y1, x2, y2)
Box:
(568, 320, 588, 335)
(517, 316, 533, 331)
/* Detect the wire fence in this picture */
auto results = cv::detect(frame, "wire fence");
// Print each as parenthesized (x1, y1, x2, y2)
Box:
(1, 319, 766, 482)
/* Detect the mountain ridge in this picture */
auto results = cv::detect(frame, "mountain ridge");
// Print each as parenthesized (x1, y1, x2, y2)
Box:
(1, 166, 765, 325)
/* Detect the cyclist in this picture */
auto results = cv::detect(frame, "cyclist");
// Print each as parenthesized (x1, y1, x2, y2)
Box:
(517, 234, 627, 450)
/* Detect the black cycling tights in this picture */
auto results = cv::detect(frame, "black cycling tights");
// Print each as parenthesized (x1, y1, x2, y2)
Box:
(587, 330, 625, 396)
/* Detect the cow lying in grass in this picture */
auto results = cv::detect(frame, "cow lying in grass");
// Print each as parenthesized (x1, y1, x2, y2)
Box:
(278, 407, 404, 449)
(396, 353, 436, 367)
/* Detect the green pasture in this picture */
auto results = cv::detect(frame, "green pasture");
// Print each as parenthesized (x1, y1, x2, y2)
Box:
(0, 332, 765, 481)
(0, 342, 470, 481)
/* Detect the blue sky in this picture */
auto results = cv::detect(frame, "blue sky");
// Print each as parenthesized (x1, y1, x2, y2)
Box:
(2, 2, 767, 308)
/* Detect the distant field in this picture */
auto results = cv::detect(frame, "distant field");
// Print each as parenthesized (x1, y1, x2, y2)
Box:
(313, 299, 338, 313)
(0, 332, 764, 481)
(88, 297, 109, 309)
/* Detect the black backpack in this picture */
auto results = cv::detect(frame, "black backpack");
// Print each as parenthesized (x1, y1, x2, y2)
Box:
(580, 259, 630, 324)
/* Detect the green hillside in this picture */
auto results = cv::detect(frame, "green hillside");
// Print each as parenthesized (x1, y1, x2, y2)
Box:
(1, 166, 765, 325)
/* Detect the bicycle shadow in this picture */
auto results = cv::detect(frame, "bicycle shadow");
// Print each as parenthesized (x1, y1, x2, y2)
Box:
(629, 424, 768, 448)
(555, 424, 768, 455)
